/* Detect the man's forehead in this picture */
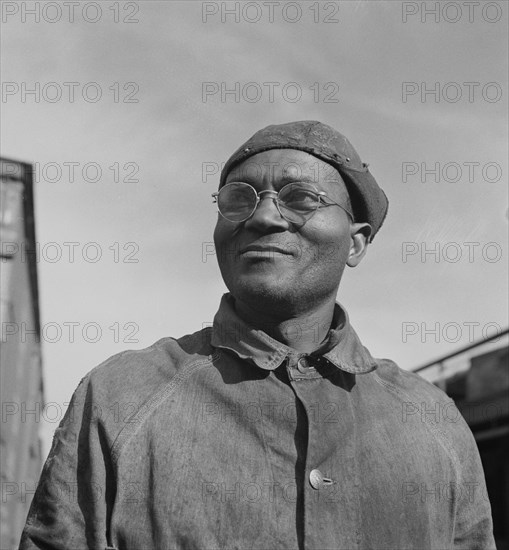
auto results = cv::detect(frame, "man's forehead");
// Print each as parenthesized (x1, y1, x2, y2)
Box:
(226, 148, 342, 182)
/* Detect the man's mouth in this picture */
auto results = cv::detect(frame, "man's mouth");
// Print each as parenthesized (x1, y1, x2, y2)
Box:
(239, 244, 295, 257)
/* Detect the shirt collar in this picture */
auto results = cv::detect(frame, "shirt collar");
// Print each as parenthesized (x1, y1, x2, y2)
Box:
(211, 293, 377, 375)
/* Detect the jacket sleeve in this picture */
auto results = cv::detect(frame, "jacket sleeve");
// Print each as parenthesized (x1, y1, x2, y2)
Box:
(452, 413, 496, 550)
(19, 373, 115, 550)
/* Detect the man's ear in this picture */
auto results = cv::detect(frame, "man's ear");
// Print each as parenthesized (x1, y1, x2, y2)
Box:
(347, 223, 371, 267)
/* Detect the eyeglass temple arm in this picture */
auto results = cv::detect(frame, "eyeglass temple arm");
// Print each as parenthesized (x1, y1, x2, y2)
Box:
(317, 192, 354, 220)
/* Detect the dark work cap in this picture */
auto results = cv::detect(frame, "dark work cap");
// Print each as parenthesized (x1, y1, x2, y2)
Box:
(219, 120, 389, 240)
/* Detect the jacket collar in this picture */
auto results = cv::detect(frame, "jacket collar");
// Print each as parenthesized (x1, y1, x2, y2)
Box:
(211, 294, 377, 375)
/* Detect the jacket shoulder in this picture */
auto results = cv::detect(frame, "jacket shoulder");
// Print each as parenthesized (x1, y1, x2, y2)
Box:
(84, 328, 214, 402)
(372, 358, 477, 447)
(373, 357, 453, 403)
(51, 329, 216, 460)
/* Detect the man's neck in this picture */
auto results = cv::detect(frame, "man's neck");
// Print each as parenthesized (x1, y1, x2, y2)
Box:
(233, 296, 336, 354)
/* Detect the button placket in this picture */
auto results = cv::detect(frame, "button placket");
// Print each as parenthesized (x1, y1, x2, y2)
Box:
(288, 359, 358, 549)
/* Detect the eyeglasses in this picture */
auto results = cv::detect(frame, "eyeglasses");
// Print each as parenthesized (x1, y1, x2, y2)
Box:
(212, 181, 354, 224)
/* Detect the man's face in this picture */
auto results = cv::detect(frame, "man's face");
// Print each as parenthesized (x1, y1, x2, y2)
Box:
(213, 149, 369, 315)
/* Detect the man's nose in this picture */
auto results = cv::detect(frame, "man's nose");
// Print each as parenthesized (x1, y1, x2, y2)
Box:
(244, 192, 289, 231)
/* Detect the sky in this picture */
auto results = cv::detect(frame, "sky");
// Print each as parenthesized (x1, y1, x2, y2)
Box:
(1, 0, 508, 454)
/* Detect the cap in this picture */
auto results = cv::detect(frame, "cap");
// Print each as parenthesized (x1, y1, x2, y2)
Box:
(219, 120, 388, 240)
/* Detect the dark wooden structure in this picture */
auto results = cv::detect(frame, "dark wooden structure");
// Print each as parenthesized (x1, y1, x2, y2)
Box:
(0, 158, 43, 549)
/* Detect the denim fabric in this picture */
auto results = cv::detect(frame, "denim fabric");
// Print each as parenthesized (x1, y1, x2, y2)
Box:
(20, 294, 495, 550)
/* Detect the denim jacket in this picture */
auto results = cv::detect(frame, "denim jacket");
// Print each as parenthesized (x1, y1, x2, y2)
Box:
(20, 294, 495, 550)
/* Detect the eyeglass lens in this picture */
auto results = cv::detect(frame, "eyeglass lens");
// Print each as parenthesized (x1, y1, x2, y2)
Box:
(217, 183, 257, 221)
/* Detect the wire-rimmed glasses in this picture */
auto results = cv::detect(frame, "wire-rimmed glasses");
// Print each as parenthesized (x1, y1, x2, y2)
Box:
(212, 181, 354, 224)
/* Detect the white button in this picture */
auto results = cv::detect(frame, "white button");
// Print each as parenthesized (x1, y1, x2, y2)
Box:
(309, 469, 323, 489)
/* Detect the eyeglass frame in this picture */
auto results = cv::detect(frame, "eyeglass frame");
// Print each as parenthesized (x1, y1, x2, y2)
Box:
(211, 181, 354, 224)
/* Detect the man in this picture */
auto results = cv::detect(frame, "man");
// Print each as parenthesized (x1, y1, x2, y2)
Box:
(20, 121, 494, 549)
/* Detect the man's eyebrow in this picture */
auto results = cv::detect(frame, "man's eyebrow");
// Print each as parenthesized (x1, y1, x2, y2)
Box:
(280, 173, 314, 183)
(279, 173, 343, 185)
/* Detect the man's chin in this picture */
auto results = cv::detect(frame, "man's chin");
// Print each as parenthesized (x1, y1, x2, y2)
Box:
(228, 276, 304, 313)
